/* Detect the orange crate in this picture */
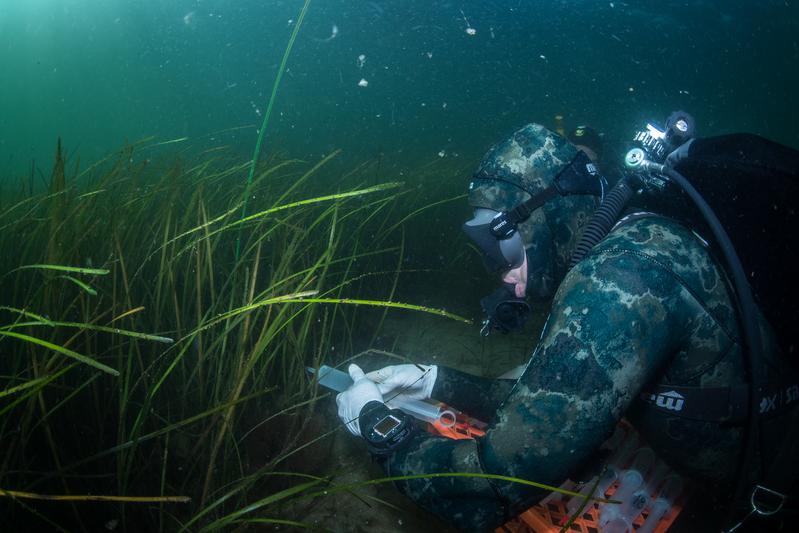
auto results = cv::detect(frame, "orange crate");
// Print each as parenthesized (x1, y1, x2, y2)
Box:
(497, 481, 688, 533)
(496, 421, 689, 533)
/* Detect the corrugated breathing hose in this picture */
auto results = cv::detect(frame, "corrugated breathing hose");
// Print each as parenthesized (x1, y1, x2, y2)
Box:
(568, 178, 636, 270)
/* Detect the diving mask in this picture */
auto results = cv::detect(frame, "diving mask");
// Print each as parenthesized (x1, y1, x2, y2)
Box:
(462, 209, 526, 274)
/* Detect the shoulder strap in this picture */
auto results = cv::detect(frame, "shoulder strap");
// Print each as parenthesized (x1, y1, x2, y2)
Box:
(639, 378, 799, 424)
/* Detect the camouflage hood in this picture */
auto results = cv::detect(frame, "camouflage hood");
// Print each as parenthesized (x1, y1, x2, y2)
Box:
(467, 123, 596, 301)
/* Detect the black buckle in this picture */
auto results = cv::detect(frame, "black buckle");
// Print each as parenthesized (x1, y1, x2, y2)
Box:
(489, 211, 516, 239)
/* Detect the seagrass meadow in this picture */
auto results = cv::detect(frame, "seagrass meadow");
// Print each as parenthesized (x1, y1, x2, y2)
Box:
(0, 136, 480, 531)
(3, 1, 796, 531)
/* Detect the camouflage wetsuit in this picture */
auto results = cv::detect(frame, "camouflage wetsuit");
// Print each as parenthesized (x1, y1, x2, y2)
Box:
(372, 124, 792, 531)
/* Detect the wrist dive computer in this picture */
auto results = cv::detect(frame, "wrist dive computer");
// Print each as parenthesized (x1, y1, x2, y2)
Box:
(359, 401, 416, 455)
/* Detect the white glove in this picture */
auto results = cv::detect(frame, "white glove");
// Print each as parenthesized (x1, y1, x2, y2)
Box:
(336, 364, 383, 436)
(365, 364, 437, 401)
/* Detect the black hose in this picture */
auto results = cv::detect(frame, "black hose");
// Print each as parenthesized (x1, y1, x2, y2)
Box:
(569, 178, 635, 269)
(661, 166, 764, 530)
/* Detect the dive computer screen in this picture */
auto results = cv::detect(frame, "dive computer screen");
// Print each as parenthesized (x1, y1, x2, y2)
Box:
(374, 415, 401, 437)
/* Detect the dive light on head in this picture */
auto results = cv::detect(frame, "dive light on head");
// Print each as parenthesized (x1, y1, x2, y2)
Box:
(665, 111, 696, 146)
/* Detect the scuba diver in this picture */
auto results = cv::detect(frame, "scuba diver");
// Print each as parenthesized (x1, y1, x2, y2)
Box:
(335, 117, 799, 532)
(567, 124, 604, 165)
(553, 116, 606, 167)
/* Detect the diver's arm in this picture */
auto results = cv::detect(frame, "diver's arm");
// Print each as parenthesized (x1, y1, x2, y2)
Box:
(378, 250, 692, 531)
(431, 367, 515, 422)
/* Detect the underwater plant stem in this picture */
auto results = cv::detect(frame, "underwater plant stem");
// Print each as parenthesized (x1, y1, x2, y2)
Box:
(200, 294, 291, 505)
(559, 468, 605, 533)
(12, 263, 110, 276)
(235, 0, 312, 260)
(202, 472, 618, 532)
(30, 358, 85, 531)
(195, 201, 205, 386)
(0, 330, 119, 376)
(305, 473, 619, 505)
(159, 433, 170, 533)
(0, 488, 190, 503)
(369, 227, 404, 347)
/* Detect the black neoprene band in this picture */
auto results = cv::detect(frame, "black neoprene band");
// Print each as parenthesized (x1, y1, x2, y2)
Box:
(507, 185, 558, 223)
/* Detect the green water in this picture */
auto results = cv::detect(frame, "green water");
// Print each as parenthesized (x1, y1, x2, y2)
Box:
(2, 0, 797, 177)
(1, 1, 797, 531)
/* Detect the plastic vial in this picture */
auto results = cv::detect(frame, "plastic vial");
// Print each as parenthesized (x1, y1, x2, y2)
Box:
(638, 475, 684, 533)
(637, 498, 670, 533)
(629, 447, 655, 477)
(644, 460, 671, 494)
(603, 516, 631, 533)
(566, 467, 619, 516)
(539, 479, 575, 506)
(599, 467, 645, 527)
(597, 466, 619, 498)
(618, 489, 651, 524)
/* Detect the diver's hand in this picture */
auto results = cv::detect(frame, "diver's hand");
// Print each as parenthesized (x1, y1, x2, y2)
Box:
(366, 364, 437, 401)
(666, 138, 694, 167)
(336, 364, 383, 436)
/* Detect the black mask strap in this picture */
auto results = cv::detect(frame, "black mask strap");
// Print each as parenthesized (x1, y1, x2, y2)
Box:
(489, 151, 604, 239)
(489, 185, 558, 238)
(554, 150, 604, 196)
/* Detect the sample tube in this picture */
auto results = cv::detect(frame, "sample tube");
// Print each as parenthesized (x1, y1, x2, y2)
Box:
(566, 467, 618, 516)
(597, 466, 620, 498)
(313, 365, 354, 392)
(603, 516, 631, 533)
(600, 448, 653, 528)
(638, 475, 684, 533)
(618, 489, 651, 525)
(600, 468, 644, 527)
(566, 476, 598, 516)
(539, 479, 576, 506)
(644, 460, 671, 495)
(629, 447, 655, 477)
(386, 395, 457, 427)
